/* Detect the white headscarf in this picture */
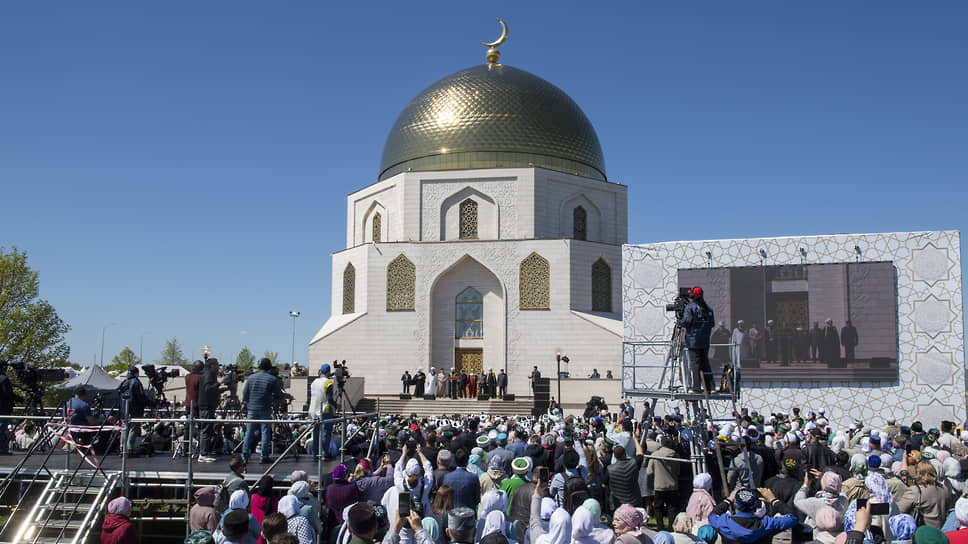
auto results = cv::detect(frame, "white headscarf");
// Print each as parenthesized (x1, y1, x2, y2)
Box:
(479, 489, 508, 517)
(537, 508, 572, 544)
(228, 489, 248, 510)
(571, 506, 598, 544)
(482, 510, 507, 537)
(279, 495, 301, 518)
(540, 498, 557, 520)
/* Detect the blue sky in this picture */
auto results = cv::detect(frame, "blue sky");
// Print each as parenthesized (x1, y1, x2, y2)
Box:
(1, 1, 966, 367)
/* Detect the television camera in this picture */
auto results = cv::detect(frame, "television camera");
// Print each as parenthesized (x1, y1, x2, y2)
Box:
(4, 360, 66, 414)
(141, 363, 179, 399)
(665, 287, 693, 319)
(333, 360, 350, 388)
(219, 364, 240, 399)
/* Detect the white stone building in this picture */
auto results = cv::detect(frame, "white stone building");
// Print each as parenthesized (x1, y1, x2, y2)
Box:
(309, 57, 627, 396)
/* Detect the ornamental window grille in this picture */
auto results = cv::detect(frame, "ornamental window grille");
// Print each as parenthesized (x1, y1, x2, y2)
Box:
(386, 255, 415, 311)
(573, 206, 587, 241)
(591, 258, 611, 312)
(455, 287, 483, 338)
(459, 199, 478, 239)
(372, 212, 382, 243)
(519, 253, 550, 310)
(343, 263, 355, 314)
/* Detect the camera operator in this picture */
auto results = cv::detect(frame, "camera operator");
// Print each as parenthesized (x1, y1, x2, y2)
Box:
(119, 365, 150, 453)
(309, 363, 337, 461)
(184, 360, 203, 419)
(197, 358, 224, 463)
(0, 362, 22, 455)
(65, 386, 101, 445)
(680, 286, 715, 393)
(241, 357, 291, 464)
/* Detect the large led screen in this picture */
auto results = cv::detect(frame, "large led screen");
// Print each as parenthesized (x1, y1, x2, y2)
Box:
(678, 261, 898, 381)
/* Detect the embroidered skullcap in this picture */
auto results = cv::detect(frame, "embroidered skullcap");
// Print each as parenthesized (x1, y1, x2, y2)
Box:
(734, 488, 759, 513)
(512, 457, 531, 475)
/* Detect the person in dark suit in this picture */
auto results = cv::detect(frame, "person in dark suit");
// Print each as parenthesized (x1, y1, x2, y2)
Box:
(841, 321, 859, 361)
(822, 319, 840, 363)
(497, 369, 508, 398)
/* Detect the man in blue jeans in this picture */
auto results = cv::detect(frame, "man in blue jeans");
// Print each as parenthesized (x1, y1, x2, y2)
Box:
(241, 358, 290, 463)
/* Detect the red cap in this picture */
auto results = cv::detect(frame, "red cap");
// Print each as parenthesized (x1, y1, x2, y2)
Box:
(691, 287, 703, 297)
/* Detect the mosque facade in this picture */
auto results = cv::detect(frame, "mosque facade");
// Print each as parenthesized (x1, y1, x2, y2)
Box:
(309, 54, 627, 396)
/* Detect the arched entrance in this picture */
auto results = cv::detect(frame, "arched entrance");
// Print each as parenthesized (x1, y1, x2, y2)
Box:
(429, 256, 505, 374)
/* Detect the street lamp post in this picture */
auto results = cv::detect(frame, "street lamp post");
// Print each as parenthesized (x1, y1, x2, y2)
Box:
(99, 322, 117, 367)
(202, 346, 211, 362)
(139, 332, 150, 365)
(555, 352, 569, 411)
(289, 311, 300, 367)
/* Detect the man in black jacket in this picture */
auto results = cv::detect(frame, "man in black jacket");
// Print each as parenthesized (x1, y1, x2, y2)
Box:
(120, 366, 150, 453)
(0, 362, 22, 455)
(197, 358, 223, 462)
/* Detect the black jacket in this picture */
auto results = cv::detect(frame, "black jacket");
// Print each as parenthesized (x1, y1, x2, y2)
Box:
(120, 375, 149, 417)
(198, 369, 220, 410)
(0, 374, 19, 414)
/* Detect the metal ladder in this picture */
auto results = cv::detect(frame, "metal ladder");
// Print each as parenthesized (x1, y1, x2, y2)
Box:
(11, 470, 120, 544)
(622, 324, 754, 496)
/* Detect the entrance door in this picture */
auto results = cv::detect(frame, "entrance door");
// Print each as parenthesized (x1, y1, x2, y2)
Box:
(455, 349, 483, 373)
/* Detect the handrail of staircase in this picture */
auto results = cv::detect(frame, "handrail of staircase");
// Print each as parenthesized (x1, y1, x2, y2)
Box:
(0, 412, 71, 539)
(53, 420, 122, 544)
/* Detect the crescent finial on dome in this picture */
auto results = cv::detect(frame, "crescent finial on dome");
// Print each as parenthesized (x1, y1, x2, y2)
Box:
(481, 18, 508, 64)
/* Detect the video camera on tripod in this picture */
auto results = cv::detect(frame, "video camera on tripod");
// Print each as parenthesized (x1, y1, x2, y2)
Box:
(141, 363, 179, 398)
(219, 364, 240, 398)
(665, 287, 693, 319)
(4, 360, 66, 414)
(332, 360, 350, 388)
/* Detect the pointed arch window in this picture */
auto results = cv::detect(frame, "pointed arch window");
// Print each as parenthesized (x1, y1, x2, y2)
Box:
(372, 212, 382, 243)
(520, 253, 550, 310)
(455, 287, 483, 338)
(591, 258, 611, 312)
(386, 255, 415, 311)
(573, 206, 587, 241)
(342, 263, 356, 314)
(459, 199, 478, 239)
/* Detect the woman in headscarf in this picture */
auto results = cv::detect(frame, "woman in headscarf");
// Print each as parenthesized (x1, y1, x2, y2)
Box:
(252, 476, 278, 535)
(843, 455, 871, 502)
(652, 531, 675, 544)
(327, 464, 360, 525)
(941, 457, 964, 500)
(531, 491, 571, 544)
(571, 506, 600, 544)
(478, 490, 514, 542)
(100, 497, 139, 544)
(687, 474, 716, 530)
(290, 480, 322, 536)
(813, 506, 842, 544)
(218, 489, 261, 544)
(580, 499, 615, 544)
(468, 448, 486, 476)
(670, 513, 697, 544)
(279, 495, 316, 544)
(888, 514, 916, 544)
(481, 455, 508, 493)
(912, 526, 949, 544)
(190, 486, 219, 533)
(613, 504, 652, 544)
(794, 470, 848, 527)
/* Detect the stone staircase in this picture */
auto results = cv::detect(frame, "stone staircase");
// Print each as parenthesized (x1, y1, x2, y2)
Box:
(357, 396, 538, 417)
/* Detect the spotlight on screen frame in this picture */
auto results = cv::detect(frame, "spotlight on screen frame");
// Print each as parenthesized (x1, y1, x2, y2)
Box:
(854, 245, 862, 262)
(759, 249, 767, 265)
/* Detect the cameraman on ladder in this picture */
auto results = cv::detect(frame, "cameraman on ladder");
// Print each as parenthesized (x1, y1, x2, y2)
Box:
(680, 286, 715, 394)
(309, 363, 337, 461)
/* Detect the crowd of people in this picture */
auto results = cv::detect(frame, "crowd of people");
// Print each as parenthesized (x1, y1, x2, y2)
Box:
(400, 369, 511, 399)
(708, 319, 861, 367)
(120, 405, 968, 544)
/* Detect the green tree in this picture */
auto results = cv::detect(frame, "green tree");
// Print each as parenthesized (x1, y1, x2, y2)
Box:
(156, 337, 189, 368)
(262, 350, 279, 365)
(106, 346, 141, 377)
(235, 346, 255, 375)
(0, 247, 71, 365)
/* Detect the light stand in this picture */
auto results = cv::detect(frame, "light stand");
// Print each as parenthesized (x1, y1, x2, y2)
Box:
(555, 352, 568, 412)
(289, 311, 300, 368)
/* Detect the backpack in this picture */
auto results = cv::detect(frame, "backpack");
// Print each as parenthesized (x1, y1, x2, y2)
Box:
(214, 476, 242, 513)
(564, 473, 589, 514)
